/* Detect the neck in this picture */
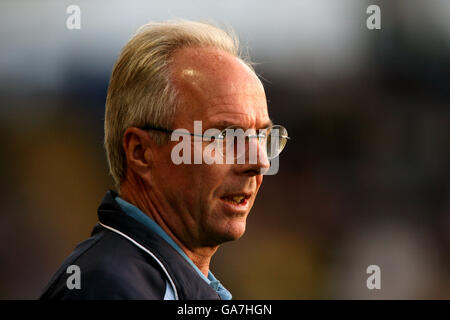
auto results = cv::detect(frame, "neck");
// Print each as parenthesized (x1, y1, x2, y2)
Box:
(119, 175, 218, 277)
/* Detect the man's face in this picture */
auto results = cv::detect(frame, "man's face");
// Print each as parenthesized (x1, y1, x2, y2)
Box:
(149, 47, 270, 247)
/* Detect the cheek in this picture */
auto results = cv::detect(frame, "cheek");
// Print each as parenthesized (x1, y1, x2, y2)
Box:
(154, 145, 232, 205)
(256, 175, 263, 189)
(161, 163, 230, 205)
(198, 163, 231, 196)
(152, 149, 195, 198)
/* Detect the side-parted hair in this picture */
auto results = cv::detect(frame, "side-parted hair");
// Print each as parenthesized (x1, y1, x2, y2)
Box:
(104, 19, 253, 190)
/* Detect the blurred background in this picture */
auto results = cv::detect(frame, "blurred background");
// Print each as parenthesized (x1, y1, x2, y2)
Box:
(0, 0, 449, 299)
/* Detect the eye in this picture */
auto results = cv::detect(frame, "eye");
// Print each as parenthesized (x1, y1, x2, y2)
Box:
(255, 127, 270, 140)
(220, 126, 245, 139)
(215, 131, 225, 140)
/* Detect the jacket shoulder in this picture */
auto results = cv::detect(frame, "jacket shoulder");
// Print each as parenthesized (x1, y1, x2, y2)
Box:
(40, 226, 167, 300)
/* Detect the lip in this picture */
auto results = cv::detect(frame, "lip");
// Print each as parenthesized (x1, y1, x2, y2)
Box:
(219, 192, 252, 214)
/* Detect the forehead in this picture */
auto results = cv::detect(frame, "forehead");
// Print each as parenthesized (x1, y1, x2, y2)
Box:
(171, 47, 270, 129)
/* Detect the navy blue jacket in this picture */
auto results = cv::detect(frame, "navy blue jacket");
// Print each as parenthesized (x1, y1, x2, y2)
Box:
(39, 190, 222, 300)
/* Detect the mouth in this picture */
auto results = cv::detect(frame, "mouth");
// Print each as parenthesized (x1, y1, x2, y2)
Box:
(220, 192, 252, 212)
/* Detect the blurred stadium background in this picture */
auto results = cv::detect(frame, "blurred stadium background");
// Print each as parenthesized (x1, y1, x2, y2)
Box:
(0, 0, 449, 299)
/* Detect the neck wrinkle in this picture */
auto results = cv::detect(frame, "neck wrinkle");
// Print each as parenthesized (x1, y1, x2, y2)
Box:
(119, 174, 218, 277)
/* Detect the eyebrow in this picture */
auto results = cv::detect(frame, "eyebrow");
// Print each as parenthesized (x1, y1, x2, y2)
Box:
(211, 119, 273, 131)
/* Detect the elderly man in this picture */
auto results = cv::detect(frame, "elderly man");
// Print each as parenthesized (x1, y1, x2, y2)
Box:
(40, 20, 289, 300)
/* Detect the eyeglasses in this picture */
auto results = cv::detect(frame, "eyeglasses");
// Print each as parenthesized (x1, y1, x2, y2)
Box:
(139, 124, 290, 160)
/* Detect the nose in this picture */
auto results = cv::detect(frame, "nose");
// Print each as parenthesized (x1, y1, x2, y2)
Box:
(234, 137, 270, 176)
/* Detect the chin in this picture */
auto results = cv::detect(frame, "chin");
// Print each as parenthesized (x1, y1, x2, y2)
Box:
(206, 219, 247, 245)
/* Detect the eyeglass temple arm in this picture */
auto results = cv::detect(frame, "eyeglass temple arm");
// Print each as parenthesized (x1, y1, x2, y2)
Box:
(140, 125, 290, 140)
(140, 125, 219, 139)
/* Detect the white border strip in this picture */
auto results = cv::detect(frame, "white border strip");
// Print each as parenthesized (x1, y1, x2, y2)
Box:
(98, 222, 179, 300)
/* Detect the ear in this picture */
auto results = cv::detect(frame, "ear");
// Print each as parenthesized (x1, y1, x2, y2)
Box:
(122, 127, 153, 178)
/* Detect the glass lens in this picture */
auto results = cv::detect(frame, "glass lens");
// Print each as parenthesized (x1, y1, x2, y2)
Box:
(266, 125, 288, 159)
(216, 125, 288, 162)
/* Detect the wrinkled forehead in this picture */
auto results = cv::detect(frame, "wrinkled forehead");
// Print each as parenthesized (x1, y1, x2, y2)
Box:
(170, 47, 269, 129)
